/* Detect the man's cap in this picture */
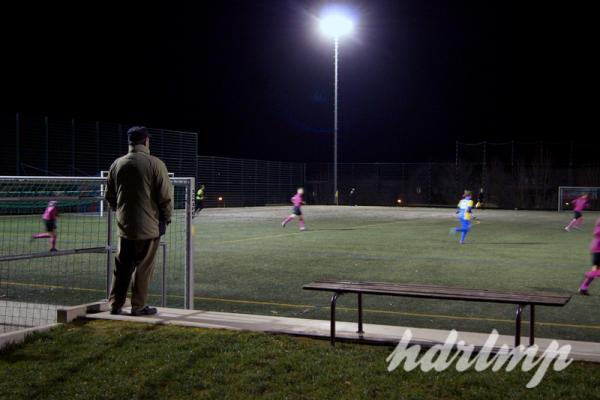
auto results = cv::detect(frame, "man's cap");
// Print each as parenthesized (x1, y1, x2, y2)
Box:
(127, 126, 150, 143)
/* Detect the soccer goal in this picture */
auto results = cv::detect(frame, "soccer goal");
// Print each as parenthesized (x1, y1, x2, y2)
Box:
(0, 175, 194, 333)
(557, 186, 600, 212)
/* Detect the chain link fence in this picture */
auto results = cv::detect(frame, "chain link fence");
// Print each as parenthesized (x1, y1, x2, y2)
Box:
(0, 113, 197, 180)
(306, 161, 600, 210)
(0, 176, 194, 333)
(197, 156, 305, 208)
(2, 113, 599, 211)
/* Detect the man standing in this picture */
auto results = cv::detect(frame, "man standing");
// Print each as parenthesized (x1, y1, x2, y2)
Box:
(349, 188, 357, 206)
(194, 184, 205, 216)
(105, 126, 173, 316)
(475, 187, 485, 209)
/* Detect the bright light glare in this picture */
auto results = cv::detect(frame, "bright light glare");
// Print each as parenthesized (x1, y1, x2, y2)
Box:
(319, 14, 354, 38)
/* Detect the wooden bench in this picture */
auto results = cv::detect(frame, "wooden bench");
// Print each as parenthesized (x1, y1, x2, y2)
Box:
(303, 280, 571, 346)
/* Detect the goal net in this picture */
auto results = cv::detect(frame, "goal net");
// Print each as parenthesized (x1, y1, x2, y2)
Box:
(0, 175, 194, 333)
(557, 186, 600, 212)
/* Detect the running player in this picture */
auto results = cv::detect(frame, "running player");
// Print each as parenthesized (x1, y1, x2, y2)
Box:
(450, 190, 474, 244)
(578, 217, 600, 295)
(31, 200, 59, 252)
(281, 188, 306, 231)
(194, 184, 205, 216)
(565, 193, 589, 231)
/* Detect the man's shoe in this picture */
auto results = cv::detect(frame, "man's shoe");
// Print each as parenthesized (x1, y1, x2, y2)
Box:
(110, 307, 122, 315)
(579, 288, 590, 296)
(131, 306, 158, 316)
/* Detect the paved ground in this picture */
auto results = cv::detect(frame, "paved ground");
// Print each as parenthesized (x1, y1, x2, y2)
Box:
(86, 307, 600, 363)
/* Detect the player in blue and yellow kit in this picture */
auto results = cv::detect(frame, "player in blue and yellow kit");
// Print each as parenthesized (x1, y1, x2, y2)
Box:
(450, 190, 474, 244)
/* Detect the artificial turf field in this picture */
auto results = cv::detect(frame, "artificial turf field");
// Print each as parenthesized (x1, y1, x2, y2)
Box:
(194, 206, 600, 343)
(2, 205, 600, 342)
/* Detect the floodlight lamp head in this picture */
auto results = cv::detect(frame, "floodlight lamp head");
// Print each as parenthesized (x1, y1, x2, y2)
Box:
(319, 13, 354, 38)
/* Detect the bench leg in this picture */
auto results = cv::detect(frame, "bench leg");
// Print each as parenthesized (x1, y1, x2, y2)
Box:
(330, 292, 342, 346)
(357, 293, 364, 335)
(529, 305, 535, 346)
(515, 304, 523, 347)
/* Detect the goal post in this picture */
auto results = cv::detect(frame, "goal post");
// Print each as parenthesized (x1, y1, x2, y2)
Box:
(558, 186, 600, 212)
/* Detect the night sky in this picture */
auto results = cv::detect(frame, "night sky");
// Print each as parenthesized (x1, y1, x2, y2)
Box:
(1, 1, 594, 162)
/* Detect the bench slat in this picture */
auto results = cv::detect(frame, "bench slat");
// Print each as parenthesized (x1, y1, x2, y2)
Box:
(303, 280, 571, 306)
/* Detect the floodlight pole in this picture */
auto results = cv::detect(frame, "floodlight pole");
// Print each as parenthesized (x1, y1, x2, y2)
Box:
(333, 36, 339, 205)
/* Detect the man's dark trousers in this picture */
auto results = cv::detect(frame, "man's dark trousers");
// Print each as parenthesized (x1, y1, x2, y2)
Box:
(109, 237, 161, 311)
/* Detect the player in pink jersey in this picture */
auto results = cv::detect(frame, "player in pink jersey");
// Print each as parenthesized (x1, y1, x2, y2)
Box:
(281, 188, 306, 231)
(578, 218, 600, 295)
(565, 194, 589, 231)
(31, 200, 59, 251)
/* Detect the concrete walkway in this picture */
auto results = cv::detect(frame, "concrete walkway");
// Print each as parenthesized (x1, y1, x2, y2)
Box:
(85, 306, 600, 363)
